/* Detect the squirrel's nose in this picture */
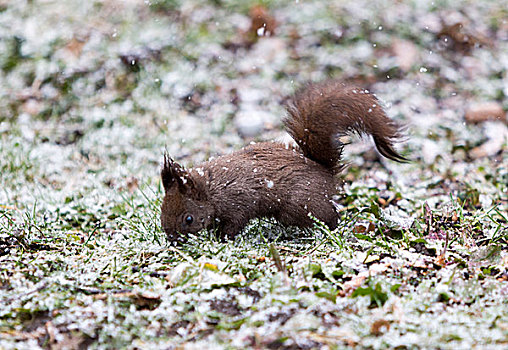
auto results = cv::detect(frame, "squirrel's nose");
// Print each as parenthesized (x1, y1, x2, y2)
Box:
(163, 227, 178, 241)
(166, 232, 180, 244)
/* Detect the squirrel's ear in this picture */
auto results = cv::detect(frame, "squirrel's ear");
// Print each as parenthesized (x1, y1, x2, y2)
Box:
(161, 154, 193, 193)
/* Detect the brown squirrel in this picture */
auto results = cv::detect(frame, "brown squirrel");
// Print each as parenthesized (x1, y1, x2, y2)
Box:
(161, 80, 406, 241)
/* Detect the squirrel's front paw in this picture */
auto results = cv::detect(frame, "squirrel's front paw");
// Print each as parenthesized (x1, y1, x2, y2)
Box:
(218, 223, 240, 241)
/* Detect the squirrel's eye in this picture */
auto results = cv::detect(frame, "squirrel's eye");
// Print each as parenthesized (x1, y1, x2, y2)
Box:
(185, 215, 194, 225)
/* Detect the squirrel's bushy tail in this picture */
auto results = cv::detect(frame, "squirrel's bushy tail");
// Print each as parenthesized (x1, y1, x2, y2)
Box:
(284, 80, 407, 171)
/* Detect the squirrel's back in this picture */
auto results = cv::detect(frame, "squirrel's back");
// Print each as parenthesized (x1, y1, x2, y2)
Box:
(284, 80, 406, 171)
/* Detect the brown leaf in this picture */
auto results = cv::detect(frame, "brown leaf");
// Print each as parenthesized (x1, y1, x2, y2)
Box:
(126, 177, 139, 193)
(224, 5, 277, 51)
(131, 291, 162, 310)
(437, 21, 491, 53)
(45, 321, 57, 344)
(251, 255, 266, 263)
(391, 39, 419, 71)
(21, 99, 43, 116)
(248, 5, 277, 39)
(434, 253, 446, 267)
(341, 275, 366, 296)
(93, 291, 135, 300)
(370, 319, 391, 336)
(92, 290, 162, 309)
(353, 221, 375, 233)
(465, 102, 506, 124)
(64, 36, 88, 58)
(50, 331, 90, 350)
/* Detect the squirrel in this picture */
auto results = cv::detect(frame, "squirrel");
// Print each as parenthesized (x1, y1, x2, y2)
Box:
(160, 80, 407, 242)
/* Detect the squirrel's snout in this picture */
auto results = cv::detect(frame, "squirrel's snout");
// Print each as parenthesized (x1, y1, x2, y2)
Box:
(161, 222, 179, 242)
(164, 230, 183, 244)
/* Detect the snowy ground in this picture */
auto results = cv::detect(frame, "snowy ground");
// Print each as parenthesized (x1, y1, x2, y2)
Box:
(0, 0, 506, 349)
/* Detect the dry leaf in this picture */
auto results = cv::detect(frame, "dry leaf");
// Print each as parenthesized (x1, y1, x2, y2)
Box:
(65, 36, 88, 58)
(465, 102, 506, 124)
(392, 39, 419, 71)
(126, 177, 139, 193)
(248, 5, 277, 39)
(371, 319, 391, 336)
(434, 253, 447, 267)
(131, 292, 162, 310)
(341, 275, 367, 296)
(353, 221, 375, 233)
(45, 321, 57, 344)
(93, 291, 135, 300)
(438, 21, 490, 53)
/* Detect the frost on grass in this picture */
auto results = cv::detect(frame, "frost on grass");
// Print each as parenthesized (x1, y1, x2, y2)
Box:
(0, 0, 507, 349)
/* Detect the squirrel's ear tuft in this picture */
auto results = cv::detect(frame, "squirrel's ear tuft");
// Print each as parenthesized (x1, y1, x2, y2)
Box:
(161, 153, 193, 193)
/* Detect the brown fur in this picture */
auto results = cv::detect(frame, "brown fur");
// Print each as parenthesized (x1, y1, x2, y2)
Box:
(160, 80, 406, 241)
